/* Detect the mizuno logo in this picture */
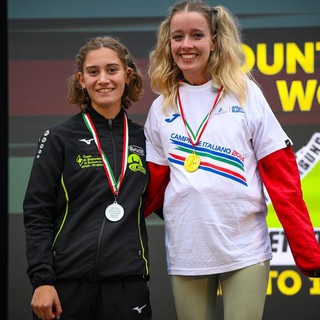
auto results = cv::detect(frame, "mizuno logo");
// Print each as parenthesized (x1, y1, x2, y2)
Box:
(132, 304, 147, 314)
(79, 138, 94, 145)
(165, 114, 180, 123)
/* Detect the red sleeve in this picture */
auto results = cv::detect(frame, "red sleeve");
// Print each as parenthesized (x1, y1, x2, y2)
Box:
(258, 146, 320, 277)
(144, 162, 170, 218)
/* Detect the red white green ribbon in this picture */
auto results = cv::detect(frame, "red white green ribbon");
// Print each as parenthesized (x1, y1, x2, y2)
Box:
(82, 112, 128, 197)
(177, 84, 224, 147)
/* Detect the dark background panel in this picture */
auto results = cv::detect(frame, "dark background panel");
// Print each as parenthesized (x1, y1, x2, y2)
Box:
(8, 25, 158, 60)
(2, 0, 8, 319)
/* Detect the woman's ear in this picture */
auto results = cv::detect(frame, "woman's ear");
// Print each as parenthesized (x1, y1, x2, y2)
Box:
(126, 68, 133, 84)
(211, 34, 217, 51)
(77, 72, 85, 89)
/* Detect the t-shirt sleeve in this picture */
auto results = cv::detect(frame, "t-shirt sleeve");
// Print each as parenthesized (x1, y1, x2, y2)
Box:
(246, 80, 292, 160)
(144, 97, 168, 165)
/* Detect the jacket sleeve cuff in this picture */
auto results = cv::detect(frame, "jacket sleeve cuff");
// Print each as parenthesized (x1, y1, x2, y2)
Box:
(29, 268, 56, 289)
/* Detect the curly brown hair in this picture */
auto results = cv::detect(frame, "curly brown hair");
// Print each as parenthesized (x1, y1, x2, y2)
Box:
(67, 36, 144, 112)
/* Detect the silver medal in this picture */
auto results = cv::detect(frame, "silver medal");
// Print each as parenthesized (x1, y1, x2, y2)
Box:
(105, 202, 124, 222)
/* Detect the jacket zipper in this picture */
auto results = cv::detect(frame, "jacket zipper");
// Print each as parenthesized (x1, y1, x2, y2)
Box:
(93, 118, 118, 279)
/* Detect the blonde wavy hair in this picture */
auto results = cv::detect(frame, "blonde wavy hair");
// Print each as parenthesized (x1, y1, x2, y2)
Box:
(148, 0, 249, 112)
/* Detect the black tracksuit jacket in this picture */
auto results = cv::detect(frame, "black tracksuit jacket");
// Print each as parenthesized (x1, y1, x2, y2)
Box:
(23, 107, 150, 289)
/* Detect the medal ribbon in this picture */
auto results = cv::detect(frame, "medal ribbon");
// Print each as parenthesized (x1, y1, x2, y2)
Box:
(82, 112, 128, 197)
(177, 84, 224, 147)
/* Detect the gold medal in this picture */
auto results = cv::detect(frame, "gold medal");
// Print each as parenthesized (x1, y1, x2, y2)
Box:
(184, 152, 201, 172)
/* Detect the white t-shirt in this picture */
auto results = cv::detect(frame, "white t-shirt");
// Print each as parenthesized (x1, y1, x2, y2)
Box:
(144, 80, 291, 275)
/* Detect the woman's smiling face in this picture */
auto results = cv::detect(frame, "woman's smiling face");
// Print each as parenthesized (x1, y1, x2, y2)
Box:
(170, 11, 215, 85)
(77, 47, 130, 118)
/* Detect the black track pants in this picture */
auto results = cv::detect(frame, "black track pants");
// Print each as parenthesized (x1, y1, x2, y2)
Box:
(32, 280, 152, 320)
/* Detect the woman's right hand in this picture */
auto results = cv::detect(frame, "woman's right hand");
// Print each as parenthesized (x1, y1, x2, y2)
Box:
(31, 285, 62, 320)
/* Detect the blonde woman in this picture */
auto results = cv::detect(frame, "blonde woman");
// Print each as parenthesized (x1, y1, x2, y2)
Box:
(144, 1, 320, 319)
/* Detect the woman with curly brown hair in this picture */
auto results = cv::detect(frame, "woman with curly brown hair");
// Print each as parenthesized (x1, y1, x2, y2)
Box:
(24, 36, 152, 320)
